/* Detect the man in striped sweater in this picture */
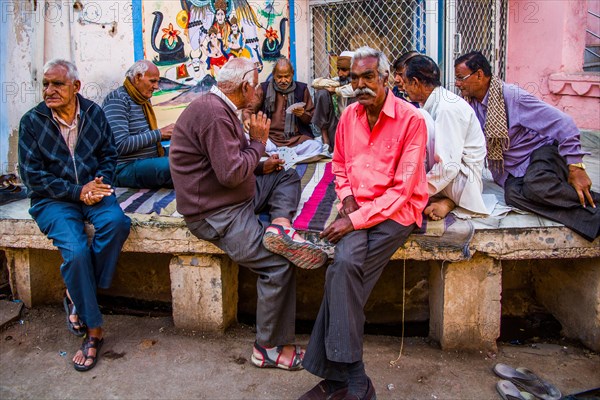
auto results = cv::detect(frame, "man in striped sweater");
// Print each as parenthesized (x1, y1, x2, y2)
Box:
(103, 60, 174, 189)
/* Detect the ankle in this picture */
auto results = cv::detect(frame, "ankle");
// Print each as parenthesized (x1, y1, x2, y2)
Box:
(87, 327, 103, 338)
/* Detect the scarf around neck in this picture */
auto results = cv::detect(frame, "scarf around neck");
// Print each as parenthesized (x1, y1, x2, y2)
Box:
(265, 80, 297, 139)
(123, 78, 164, 156)
(483, 76, 509, 173)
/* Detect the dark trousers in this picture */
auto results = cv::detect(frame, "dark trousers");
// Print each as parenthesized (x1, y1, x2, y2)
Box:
(186, 169, 301, 347)
(302, 219, 415, 381)
(504, 145, 600, 241)
(29, 195, 131, 328)
(115, 157, 173, 189)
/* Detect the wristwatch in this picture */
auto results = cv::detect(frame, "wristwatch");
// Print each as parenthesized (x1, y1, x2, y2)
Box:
(569, 162, 586, 170)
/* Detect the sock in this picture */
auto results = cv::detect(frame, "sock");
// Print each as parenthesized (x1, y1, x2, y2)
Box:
(324, 379, 348, 393)
(347, 361, 369, 398)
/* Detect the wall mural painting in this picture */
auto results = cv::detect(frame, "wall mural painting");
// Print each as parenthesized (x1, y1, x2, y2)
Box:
(142, 0, 290, 123)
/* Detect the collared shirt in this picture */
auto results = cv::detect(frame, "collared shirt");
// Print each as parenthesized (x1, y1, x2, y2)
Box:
(423, 87, 486, 206)
(51, 99, 80, 155)
(210, 85, 238, 113)
(334, 91, 429, 230)
(470, 81, 586, 186)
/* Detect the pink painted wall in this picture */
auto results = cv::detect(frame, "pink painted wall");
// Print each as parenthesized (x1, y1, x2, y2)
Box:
(506, 0, 599, 129)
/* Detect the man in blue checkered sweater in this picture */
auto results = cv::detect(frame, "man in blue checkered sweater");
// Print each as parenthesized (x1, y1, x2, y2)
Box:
(18, 59, 130, 372)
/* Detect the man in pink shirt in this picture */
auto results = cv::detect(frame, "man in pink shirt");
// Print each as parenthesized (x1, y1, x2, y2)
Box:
(299, 47, 429, 400)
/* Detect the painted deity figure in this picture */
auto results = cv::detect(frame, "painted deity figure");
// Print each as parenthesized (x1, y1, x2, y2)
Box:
(227, 16, 252, 59)
(205, 26, 229, 75)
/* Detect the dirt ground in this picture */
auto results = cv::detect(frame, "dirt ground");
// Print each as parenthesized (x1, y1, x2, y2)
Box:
(0, 306, 598, 400)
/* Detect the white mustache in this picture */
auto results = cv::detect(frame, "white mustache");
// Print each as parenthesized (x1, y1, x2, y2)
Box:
(353, 88, 377, 97)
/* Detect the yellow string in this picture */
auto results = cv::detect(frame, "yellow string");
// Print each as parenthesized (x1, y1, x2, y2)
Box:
(389, 250, 406, 366)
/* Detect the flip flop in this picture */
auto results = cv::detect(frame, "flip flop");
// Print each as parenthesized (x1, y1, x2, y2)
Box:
(63, 296, 87, 337)
(496, 380, 536, 400)
(493, 363, 562, 400)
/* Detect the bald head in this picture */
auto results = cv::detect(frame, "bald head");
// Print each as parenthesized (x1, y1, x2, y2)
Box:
(272, 57, 294, 90)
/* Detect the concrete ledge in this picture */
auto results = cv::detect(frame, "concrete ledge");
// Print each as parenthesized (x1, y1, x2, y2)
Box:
(1, 215, 599, 351)
(1, 217, 598, 261)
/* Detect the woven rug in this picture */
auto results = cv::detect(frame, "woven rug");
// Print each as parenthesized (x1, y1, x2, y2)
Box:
(115, 160, 474, 259)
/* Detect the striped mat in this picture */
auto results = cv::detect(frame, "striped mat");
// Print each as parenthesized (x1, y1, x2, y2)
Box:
(115, 160, 474, 259)
(114, 161, 339, 231)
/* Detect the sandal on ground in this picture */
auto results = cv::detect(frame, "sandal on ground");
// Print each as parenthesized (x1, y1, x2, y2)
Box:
(262, 224, 328, 270)
(251, 341, 304, 371)
(73, 336, 104, 372)
(63, 296, 87, 337)
(496, 380, 535, 400)
(493, 363, 561, 400)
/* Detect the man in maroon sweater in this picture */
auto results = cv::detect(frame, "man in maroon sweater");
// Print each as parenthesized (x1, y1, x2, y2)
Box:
(170, 57, 327, 371)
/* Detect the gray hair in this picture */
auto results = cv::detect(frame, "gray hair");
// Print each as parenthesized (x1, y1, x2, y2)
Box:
(125, 60, 152, 80)
(43, 59, 79, 81)
(216, 58, 257, 94)
(352, 46, 390, 78)
(272, 57, 294, 75)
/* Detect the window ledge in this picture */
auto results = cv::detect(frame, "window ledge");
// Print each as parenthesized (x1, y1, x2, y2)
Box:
(548, 72, 600, 98)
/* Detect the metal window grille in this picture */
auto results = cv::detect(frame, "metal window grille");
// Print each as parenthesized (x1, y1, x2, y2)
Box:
(454, 0, 507, 79)
(309, 0, 427, 80)
(310, 0, 507, 81)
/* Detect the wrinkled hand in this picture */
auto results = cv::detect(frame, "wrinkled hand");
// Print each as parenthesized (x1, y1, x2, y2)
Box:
(568, 166, 596, 208)
(320, 217, 354, 243)
(291, 107, 305, 117)
(339, 195, 359, 218)
(262, 154, 284, 174)
(160, 123, 175, 140)
(249, 111, 270, 144)
(80, 177, 113, 205)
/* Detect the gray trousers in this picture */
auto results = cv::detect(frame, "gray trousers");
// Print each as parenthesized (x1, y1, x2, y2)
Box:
(186, 169, 301, 346)
(303, 219, 415, 381)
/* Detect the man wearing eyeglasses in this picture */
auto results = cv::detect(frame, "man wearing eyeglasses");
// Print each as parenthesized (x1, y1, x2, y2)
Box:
(170, 58, 328, 372)
(455, 51, 599, 241)
(299, 47, 428, 400)
(402, 55, 488, 220)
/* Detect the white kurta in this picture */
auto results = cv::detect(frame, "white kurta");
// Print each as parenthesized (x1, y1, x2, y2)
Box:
(423, 86, 488, 214)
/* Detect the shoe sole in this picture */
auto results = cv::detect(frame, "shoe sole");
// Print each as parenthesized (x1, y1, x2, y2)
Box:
(263, 231, 328, 270)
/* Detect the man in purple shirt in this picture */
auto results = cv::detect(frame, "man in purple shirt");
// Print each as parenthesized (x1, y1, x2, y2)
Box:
(454, 51, 599, 241)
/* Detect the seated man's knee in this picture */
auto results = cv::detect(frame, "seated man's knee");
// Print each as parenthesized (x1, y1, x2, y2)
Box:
(61, 242, 91, 270)
(327, 250, 361, 279)
(279, 168, 301, 184)
(99, 210, 131, 238)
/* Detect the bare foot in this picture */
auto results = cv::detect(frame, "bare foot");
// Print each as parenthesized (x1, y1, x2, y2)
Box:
(424, 198, 456, 221)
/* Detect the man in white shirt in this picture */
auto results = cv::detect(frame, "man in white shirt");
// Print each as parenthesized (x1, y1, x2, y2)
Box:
(403, 55, 488, 219)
